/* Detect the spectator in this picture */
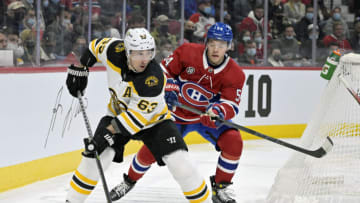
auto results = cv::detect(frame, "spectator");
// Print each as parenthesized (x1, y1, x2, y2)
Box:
(151, 14, 177, 48)
(20, 28, 51, 65)
(238, 40, 259, 65)
(5, 1, 27, 34)
(101, 16, 120, 38)
(267, 47, 284, 67)
(299, 24, 325, 65)
(231, 0, 258, 23)
(237, 29, 251, 56)
(155, 38, 174, 63)
(42, 0, 62, 26)
(349, 21, 360, 53)
(318, 42, 340, 63)
(185, 0, 198, 19)
(127, 15, 146, 30)
(269, 0, 286, 39)
(295, 5, 324, 42)
(6, 29, 25, 65)
(183, 20, 196, 43)
(322, 22, 352, 51)
(237, 4, 272, 40)
(283, 0, 305, 25)
(0, 31, 8, 50)
(322, 6, 350, 39)
(253, 30, 264, 60)
(63, 36, 87, 64)
(272, 24, 301, 63)
(189, 0, 215, 38)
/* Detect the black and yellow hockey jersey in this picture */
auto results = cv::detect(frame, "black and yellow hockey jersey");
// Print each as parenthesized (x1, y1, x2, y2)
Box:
(87, 38, 172, 137)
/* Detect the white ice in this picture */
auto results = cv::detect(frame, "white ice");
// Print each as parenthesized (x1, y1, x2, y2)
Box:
(0, 139, 296, 203)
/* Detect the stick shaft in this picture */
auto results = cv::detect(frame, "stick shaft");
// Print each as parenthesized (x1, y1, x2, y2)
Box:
(175, 102, 332, 158)
(78, 93, 112, 203)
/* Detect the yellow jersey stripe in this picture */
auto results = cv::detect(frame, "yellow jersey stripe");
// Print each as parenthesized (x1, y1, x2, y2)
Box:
(75, 170, 97, 186)
(184, 180, 206, 196)
(189, 189, 210, 203)
(128, 82, 139, 95)
(128, 109, 148, 126)
(70, 180, 92, 195)
(148, 105, 169, 124)
(120, 112, 141, 133)
(106, 59, 121, 73)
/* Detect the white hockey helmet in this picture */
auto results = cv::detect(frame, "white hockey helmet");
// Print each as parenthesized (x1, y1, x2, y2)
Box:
(124, 28, 156, 60)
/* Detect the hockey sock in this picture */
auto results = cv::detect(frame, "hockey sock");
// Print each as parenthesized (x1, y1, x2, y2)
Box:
(163, 150, 211, 202)
(215, 129, 243, 183)
(127, 145, 155, 181)
(66, 148, 115, 203)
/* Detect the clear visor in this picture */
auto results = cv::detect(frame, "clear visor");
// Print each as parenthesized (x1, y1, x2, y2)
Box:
(207, 40, 229, 49)
(129, 49, 154, 60)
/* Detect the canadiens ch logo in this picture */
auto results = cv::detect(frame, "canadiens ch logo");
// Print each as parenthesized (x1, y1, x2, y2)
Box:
(181, 82, 214, 106)
(145, 76, 159, 87)
(186, 67, 195, 74)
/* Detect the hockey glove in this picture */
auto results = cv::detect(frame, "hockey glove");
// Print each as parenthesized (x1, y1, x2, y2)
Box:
(84, 127, 115, 155)
(66, 64, 89, 97)
(200, 104, 225, 128)
(164, 79, 180, 111)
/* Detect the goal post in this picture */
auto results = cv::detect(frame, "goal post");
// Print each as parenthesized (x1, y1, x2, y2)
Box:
(266, 53, 360, 203)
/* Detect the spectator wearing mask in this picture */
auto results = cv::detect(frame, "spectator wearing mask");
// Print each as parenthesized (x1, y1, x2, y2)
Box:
(238, 40, 259, 65)
(323, 7, 350, 38)
(63, 36, 87, 64)
(151, 14, 177, 48)
(299, 24, 325, 65)
(6, 29, 25, 65)
(237, 29, 251, 56)
(253, 31, 265, 60)
(267, 47, 284, 67)
(155, 39, 174, 63)
(183, 20, 196, 43)
(237, 4, 272, 41)
(283, 0, 305, 25)
(295, 5, 324, 42)
(5, 1, 27, 34)
(322, 22, 352, 51)
(272, 24, 301, 63)
(189, 0, 215, 38)
(349, 20, 360, 53)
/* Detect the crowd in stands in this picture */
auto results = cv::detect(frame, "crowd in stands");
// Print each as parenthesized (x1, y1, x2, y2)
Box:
(0, 0, 359, 67)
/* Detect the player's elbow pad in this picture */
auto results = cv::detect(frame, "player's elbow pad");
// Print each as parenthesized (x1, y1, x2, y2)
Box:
(80, 48, 97, 67)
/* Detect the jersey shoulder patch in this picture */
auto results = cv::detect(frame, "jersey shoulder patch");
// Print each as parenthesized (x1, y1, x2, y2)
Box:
(106, 40, 127, 68)
(133, 60, 164, 97)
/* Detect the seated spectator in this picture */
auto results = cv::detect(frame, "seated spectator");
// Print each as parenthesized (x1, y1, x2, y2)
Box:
(272, 24, 301, 62)
(238, 40, 260, 65)
(6, 1, 27, 34)
(283, 0, 305, 25)
(322, 22, 352, 51)
(183, 20, 196, 43)
(231, 0, 257, 23)
(299, 24, 325, 64)
(267, 47, 284, 67)
(63, 36, 87, 64)
(151, 14, 177, 48)
(295, 4, 324, 42)
(269, 0, 286, 39)
(349, 21, 360, 53)
(237, 4, 272, 40)
(237, 29, 251, 56)
(253, 31, 264, 61)
(189, 0, 215, 38)
(20, 28, 51, 65)
(322, 6, 350, 38)
(318, 42, 340, 63)
(155, 39, 174, 63)
(0, 31, 8, 50)
(127, 15, 146, 30)
(6, 29, 25, 65)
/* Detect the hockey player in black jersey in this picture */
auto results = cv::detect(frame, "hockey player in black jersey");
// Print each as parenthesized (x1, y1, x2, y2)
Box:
(65, 28, 211, 202)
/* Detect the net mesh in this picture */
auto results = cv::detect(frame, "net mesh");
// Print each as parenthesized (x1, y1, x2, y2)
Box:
(266, 53, 360, 203)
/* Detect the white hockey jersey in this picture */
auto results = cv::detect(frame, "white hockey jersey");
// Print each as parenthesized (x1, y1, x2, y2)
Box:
(88, 37, 172, 137)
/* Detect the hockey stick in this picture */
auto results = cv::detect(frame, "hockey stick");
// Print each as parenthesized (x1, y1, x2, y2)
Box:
(338, 74, 360, 105)
(174, 102, 333, 158)
(77, 92, 112, 203)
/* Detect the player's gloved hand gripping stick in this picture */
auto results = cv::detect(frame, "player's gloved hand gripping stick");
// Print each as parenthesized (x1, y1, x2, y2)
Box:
(174, 102, 334, 158)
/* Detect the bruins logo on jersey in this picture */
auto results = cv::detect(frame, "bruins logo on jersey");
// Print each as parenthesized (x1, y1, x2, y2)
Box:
(115, 42, 125, 52)
(145, 76, 159, 87)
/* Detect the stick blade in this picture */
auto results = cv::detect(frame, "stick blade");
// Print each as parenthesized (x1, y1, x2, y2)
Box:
(312, 136, 334, 158)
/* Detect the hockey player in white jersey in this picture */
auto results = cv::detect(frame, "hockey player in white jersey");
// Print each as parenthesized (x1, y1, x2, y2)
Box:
(65, 28, 211, 202)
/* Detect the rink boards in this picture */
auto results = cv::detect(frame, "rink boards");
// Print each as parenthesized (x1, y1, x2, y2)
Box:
(0, 66, 326, 192)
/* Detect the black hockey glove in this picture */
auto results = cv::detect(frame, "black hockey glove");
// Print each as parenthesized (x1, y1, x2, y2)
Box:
(66, 64, 89, 97)
(83, 127, 115, 155)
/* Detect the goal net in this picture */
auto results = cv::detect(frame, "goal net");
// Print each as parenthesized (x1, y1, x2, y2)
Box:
(266, 53, 360, 203)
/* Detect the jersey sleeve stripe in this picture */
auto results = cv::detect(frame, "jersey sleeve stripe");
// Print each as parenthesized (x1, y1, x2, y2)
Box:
(94, 38, 108, 59)
(148, 106, 171, 124)
(106, 59, 121, 73)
